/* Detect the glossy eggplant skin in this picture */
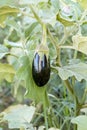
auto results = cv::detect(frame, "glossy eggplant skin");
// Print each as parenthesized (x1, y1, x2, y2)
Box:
(32, 52, 50, 87)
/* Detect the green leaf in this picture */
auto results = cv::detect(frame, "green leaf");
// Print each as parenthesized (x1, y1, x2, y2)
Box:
(0, 6, 19, 27)
(0, 63, 15, 82)
(81, 108, 87, 115)
(74, 81, 86, 103)
(0, 44, 9, 59)
(19, 0, 48, 5)
(7, 47, 23, 69)
(38, 127, 60, 130)
(78, 0, 87, 10)
(51, 0, 60, 13)
(71, 115, 87, 130)
(54, 62, 87, 81)
(56, 12, 75, 26)
(5, 19, 22, 37)
(16, 54, 48, 103)
(25, 22, 38, 38)
(1, 105, 35, 129)
(0, 0, 19, 7)
(72, 34, 87, 55)
(48, 128, 60, 130)
(4, 40, 22, 48)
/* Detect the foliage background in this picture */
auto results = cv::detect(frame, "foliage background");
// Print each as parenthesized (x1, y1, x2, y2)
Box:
(0, 0, 87, 130)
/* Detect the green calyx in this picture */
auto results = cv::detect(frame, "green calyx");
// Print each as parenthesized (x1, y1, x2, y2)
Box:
(35, 44, 49, 59)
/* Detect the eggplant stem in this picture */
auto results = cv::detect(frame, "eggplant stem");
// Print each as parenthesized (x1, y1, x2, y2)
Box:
(41, 23, 47, 46)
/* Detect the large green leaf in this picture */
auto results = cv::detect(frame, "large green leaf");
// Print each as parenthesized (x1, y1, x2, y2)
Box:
(1, 105, 35, 129)
(5, 19, 22, 37)
(81, 108, 87, 115)
(48, 128, 60, 130)
(71, 115, 87, 130)
(78, 0, 87, 10)
(56, 12, 75, 26)
(0, 44, 9, 59)
(4, 40, 22, 48)
(54, 62, 87, 81)
(0, 6, 19, 27)
(51, 0, 59, 13)
(19, 0, 48, 5)
(38, 127, 60, 130)
(0, 0, 19, 7)
(74, 81, 86, 103)
(0, 63, 15, 82)
(72, 34, 87, 55)
(25, 22, 38, 38)
(16, 54, 47, 103)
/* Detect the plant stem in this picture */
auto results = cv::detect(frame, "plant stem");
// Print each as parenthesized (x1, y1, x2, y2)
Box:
(47, 28, 77, 98)
(80, 10, 87, 23)
(64, 80, 74, 96)
(7, 52, 18, 58)
(43, 100, 49, 130)
(47, 28, 59, 49)
(20, 127, 25, 130)
(43, 90, 50, 130)
(29, 4, 43, 26)
(73, 50, 78, 59)
(41, 24, 47, 45)
(47, 28, 61, 66)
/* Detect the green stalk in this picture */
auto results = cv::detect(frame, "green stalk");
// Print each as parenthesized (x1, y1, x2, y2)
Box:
(20, 127, 25, 130)
(41, 23, 47, 45)
(64, 80, 74, 96)
(43, 91, 49, 130)
(48, 26, 81, 130)
(47, 28, 59, 49)
(42, 90, 53, 129)
(7, 52, 18, 58)
(48, 28, 79, 103)
(47, 28, 61, 66)
(29, 5, 43, 26)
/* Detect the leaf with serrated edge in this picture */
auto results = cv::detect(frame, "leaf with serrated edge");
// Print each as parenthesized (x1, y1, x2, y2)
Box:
(55, 62, 87, 81)
(56, 13, 75, 26)
(77, 0, 87, 9)
(81, 108, 87, 115)
(0, 44, 9, 59)
(0, 63, 15, 82)
(1, 105, 36, 129)
(71, 115, 87, 130)
(72, 34, 87, 55)
(0, 6, 19, 27)
(19, 0, 48, 5)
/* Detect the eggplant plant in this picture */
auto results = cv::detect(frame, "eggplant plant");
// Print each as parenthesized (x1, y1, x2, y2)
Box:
(0, 1, 87, 130)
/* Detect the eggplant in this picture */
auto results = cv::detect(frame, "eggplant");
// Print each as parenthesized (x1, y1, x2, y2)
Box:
(32, 52, 50, 87)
